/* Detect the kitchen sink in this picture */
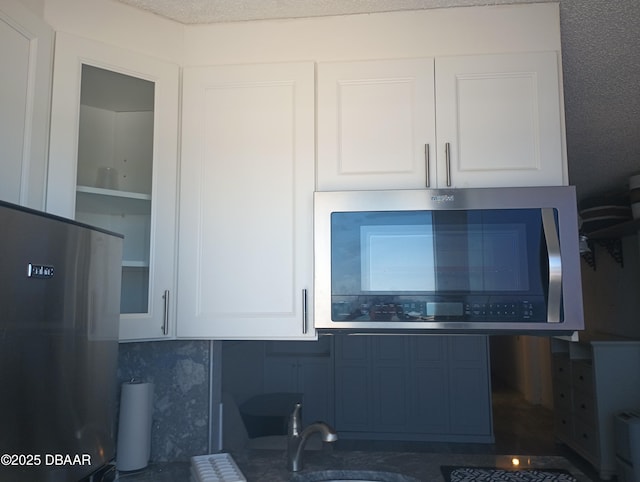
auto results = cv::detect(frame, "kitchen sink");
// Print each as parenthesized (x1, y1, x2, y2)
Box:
(290, 470, 421, 482)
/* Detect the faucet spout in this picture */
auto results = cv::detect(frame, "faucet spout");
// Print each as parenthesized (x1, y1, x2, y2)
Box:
(287, 403, 338, 472)
(301, 422, 339, 443)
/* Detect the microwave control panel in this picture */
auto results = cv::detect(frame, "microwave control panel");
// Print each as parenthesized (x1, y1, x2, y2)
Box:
(331, 296, 547, 323)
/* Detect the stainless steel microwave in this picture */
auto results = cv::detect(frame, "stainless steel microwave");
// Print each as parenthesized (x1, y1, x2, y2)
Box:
(314, 186, 584, 334)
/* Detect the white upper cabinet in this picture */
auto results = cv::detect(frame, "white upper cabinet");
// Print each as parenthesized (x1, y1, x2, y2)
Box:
(317, 52, 565, 190)
(435, 52, 565, 189)
(47, 32, 180, 341)
(178, 62, 316, 340)
(317, 58, 436, 191)
(0, 0, 52, 209)
(37, 1, 565, 341)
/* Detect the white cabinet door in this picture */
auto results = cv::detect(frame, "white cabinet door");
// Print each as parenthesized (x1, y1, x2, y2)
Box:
(47, 33, 180, 341)
(0, 0, 52, 209)
(317, 58, 436, 191)
(435, 52, 565, 188)
(317, 53, 565, 191)
(178, 62, 315, 340)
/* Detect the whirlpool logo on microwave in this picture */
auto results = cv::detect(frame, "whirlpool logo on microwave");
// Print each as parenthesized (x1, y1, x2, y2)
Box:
(431, 194, 455, 202)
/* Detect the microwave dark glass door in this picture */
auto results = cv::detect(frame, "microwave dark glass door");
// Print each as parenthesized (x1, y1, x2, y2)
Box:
(330, 209, 552, 323)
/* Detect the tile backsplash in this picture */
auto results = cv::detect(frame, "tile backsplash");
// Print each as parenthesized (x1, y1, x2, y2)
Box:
(117, 340, 211, 462)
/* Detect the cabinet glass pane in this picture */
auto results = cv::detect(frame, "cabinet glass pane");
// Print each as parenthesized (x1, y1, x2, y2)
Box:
(75, 64, 154, 314)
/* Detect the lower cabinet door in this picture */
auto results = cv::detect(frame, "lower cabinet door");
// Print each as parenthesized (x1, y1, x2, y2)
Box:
(447, 336, 493, 436)
(412, 337, 449, 434)
(554, 408, 573, 443)
(334, 335, 493, 441)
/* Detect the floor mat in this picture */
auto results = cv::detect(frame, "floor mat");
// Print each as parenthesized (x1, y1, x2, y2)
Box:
(441, 466, 578, 482)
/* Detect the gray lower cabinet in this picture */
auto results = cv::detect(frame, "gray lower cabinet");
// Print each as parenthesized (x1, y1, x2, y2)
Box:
(551, 337, 640, 480)
(245, 335, 493, 442)
(263, 340, 334, 427)
(334, 335, 494, 442)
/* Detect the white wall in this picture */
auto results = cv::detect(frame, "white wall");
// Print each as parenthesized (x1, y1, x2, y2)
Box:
(14, 0, 44, 16)
(43, 0, 183, 64)
(183, 3, 561, 66)
(581, 235, 640, 338)
(40, 0, 561, 68)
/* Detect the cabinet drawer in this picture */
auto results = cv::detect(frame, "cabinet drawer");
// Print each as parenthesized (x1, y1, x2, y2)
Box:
(571, 360, 594, 392)
(554, 408, 572, 442)
(552, 356, 571, 384)
(573, 418, 599, 461)
(572, 391, 597, 424)
(553, 383, 571, 411)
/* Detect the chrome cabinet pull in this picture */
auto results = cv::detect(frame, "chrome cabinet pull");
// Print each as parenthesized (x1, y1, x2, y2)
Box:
(541, 209, 562, 323)
(162, 290, 170, 335)
(425, 143, 430, 188)
(302, 289, 308, 334)
(445, 142, 452, 187)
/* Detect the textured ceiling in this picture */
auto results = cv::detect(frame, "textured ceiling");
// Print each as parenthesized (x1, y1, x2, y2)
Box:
(114, 0, 541, 24)
(114, 0, 640, 203)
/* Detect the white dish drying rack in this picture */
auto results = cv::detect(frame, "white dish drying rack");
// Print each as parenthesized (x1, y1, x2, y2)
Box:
(190, 453, 247, 482)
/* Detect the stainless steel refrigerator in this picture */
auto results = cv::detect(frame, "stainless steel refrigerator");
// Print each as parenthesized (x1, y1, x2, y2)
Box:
(0, 200, 123, 482)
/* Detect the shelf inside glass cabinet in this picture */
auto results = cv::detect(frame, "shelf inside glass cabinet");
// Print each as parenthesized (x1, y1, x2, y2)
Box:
(75, 185, 151, 274)
(76, 185, 151, 214)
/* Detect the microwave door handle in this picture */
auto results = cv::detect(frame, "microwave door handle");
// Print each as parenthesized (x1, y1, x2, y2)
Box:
(541, 208, 562, 323)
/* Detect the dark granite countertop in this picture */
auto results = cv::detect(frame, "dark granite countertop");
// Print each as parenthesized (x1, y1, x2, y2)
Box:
(231, 448, 429, 481)
(116, 448, 591, 482)
(231, 449, 591, 482)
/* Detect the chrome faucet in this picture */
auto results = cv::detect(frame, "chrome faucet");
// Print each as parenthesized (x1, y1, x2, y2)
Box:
(287, 402, 338, 471)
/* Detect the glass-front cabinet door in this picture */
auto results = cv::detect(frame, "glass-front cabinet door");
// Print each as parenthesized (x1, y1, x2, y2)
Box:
(47, 33, 179, 341)
(75, 65, 154, 316)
